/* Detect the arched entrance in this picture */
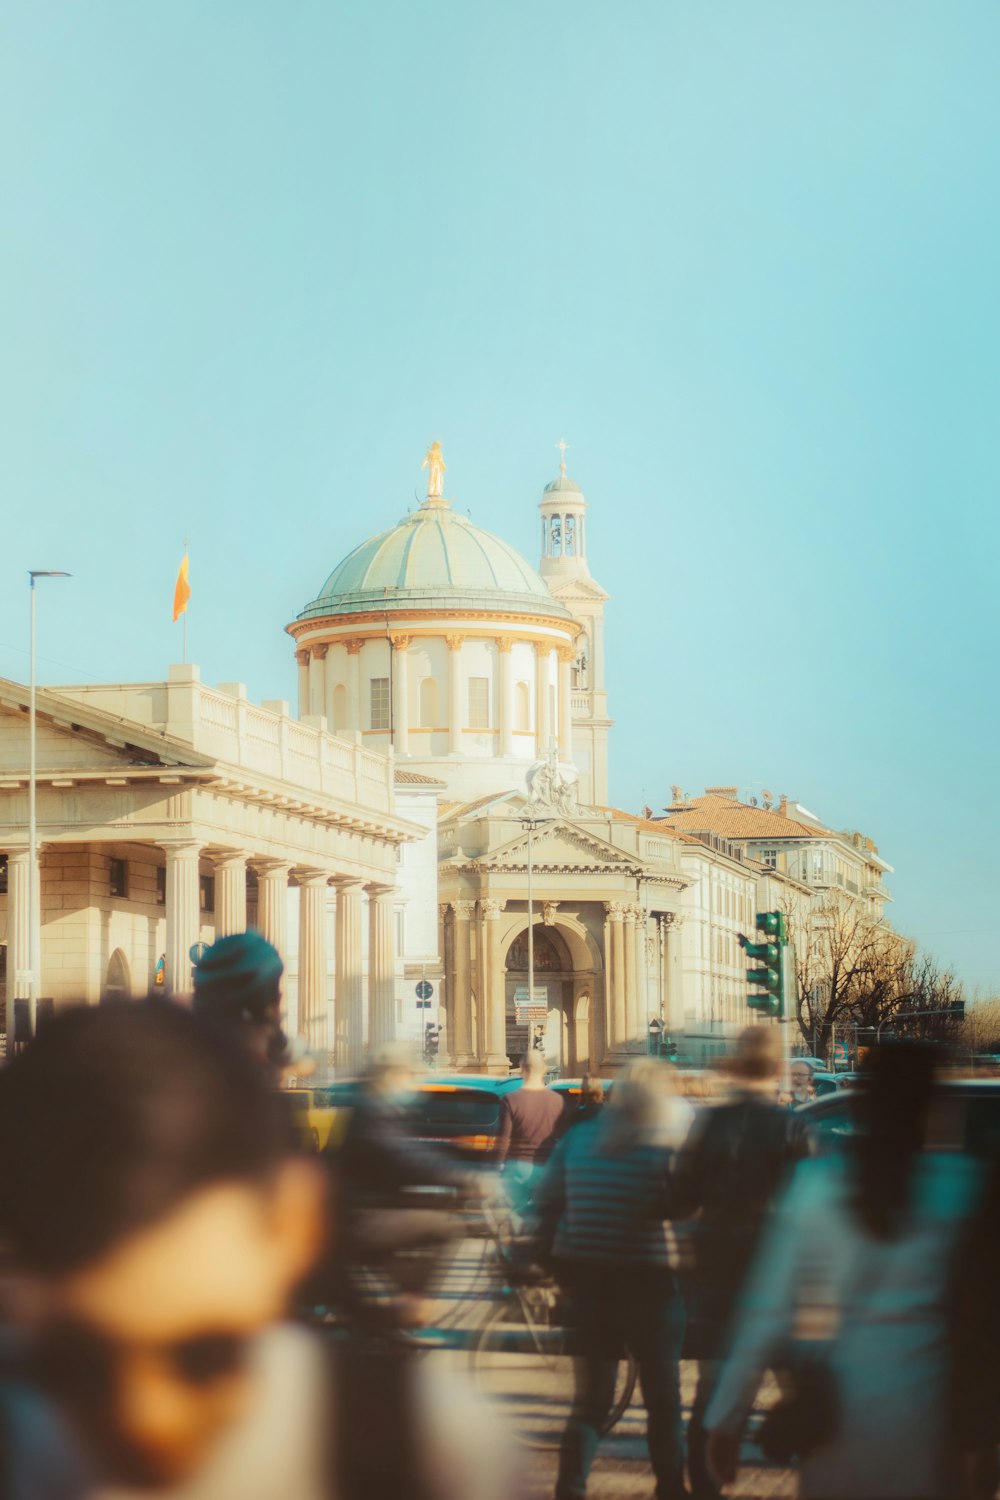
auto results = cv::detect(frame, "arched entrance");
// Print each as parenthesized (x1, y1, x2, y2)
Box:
(102, 948, 131, 1003)
(504, 924, 595, 1074)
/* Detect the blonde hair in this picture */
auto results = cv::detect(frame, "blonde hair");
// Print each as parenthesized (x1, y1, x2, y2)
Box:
(601, 1058, 676, 1151)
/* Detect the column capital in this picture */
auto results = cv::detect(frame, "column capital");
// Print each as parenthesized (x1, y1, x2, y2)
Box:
(213, 848, 249, 868)
(253, 858, 292, 877)
(344, 637, 365, 655)
(604, 900, 628, 920)
(445, 633, 464, 652)
(294, 867, 331, 888)
(660, 909, 683, 929)
(389, 633, 412, 651)
(311, 642, 329, 661)
(623, 906, 638, 925)
(334, 876, 366, 894)
(495, 635, 513, 654)
(295, 648, 311, 667)
(452, 899, 476, 920)
(481, 898, 506, 921)
(160, 839, 203, 856)
(367, 882, 397, 901)
(556, 643, 576, 664)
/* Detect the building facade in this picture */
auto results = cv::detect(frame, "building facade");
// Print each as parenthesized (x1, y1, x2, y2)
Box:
(0, 667, 423, 1064)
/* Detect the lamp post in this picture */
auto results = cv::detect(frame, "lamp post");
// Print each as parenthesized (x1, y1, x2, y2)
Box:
(521, 815, 551, 1053)
(28, 570, 70, 1031)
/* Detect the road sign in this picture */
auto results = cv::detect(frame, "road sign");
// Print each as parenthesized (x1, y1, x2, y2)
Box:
(415, 980, 433, 1000)
(415, 1000, 431, 1009)
(515, 1004, 549, 1024)
(833, 1040, 849, 1066)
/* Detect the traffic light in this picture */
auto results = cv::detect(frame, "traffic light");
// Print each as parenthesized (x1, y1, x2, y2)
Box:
(739, 911, 788, 1017)
(532, 1024, 546, 1053)
(423, 1022, 440, 1062)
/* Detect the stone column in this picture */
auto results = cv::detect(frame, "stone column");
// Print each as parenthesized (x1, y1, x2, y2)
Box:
(256, 861, 291, 961)
(623, 906, 637, 1045)
(368, 885, 397, 1050)
(451, 899, 475, 1064)
(5, 850, 31, 1051)
(309, 644, 328, 719)
(662, 912, 684, 1036)
(481, 899, 508, 1073)
(298, 872, 330, 1058)
(446, 635, 463, 754)
(214, 852, 248, 937)
(345, 639, 363, 730)
(497, 636, 514, 757)
(295, 648, 310, 717)
(391, 635, 411, 756)
(163, 841, 202, 999)
(633, 906, 649, 1038)
(535, 645, 552, 756)
(557, 645, 574, 759)
(335, 879, 365, 1071)
(604, 902, 626, 1052)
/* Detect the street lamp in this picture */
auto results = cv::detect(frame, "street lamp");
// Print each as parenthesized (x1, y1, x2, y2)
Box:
(28, 570, 70, 1032)
(521, 815, 551, 1054)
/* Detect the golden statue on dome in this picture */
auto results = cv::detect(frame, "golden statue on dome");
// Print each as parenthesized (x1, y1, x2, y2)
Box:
(422, 440, 447, 499)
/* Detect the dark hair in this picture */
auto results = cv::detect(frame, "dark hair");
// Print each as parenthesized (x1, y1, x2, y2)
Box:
(0, 1001, 292, 1275)
(852, 1041, 937, 1240)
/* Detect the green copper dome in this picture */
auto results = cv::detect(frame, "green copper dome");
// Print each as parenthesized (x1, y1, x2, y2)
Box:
(297, 502, 572, 622)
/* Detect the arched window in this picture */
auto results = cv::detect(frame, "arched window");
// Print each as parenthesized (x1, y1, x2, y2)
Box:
(419, 676, 439, 728)
(332, 683, 348, 733)
(515, 681, 531, 733)
(103, 948, 131, 1003)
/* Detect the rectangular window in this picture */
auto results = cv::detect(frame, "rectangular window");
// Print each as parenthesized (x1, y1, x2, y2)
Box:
(468, 677, 490, 729)
(199, 874, 215, 913)
(762, 849, 777, 869)
(156, 866, 166, 905)
(0, 855, 7, 896)
(370, 677, 390, 731)
(109, 857, 128, 898)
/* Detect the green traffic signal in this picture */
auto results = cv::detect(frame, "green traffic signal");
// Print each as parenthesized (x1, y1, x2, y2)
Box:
(744, 941, 779, 964)
(744, 911, 788, 1017)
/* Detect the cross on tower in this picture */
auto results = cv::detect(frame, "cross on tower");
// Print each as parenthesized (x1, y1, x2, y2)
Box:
(556, 438, 569, 477)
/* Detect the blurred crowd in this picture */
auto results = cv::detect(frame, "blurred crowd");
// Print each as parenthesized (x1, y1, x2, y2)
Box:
(0, 930, 997, 1500)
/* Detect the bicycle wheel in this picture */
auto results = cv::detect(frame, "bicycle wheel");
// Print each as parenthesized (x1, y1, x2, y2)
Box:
(472, 1288, 637, 1449)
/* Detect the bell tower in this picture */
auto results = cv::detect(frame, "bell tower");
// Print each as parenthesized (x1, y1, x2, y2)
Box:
(538, 442, 611, 805)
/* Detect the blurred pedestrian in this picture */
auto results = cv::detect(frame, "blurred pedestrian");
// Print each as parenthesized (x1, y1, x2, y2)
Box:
(0, 1005, 518, 1500)
(328, 1045, 487, 1325)
(535, 1059, 688, 1500)
(192, 930, 313, 1083)
(672, 1025, 811, 1500)
(495, 1052, 567, 1216)
(706, 1042, 981, 1500)
(789, 1059, 817, 1107)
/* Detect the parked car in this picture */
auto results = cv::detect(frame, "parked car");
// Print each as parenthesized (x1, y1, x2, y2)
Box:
(284, 1079, 363, 1151)
(405, 1075, 523, 1160)
(798, 1078, 1000, 1157)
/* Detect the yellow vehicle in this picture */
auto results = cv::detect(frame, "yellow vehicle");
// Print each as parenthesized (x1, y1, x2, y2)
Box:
(283, 1081, 362, 1151)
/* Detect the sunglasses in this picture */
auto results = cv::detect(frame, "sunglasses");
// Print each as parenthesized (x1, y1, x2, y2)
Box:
(35, 1318, 254, 1398)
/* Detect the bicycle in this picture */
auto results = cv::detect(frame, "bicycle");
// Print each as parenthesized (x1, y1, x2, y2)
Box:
(469, 1204, 638, 1450)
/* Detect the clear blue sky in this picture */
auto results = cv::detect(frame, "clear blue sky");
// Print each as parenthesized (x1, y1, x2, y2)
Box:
(2, 2, 997, 991)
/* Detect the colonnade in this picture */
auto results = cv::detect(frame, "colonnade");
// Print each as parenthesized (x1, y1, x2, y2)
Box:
(3, 842, 397, 1071)
(295, 634, 578, 760)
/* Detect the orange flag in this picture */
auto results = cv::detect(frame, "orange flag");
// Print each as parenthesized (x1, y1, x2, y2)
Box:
(172, 554, 191, 622)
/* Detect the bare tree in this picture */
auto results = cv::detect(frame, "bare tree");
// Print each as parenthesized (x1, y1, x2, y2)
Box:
(960, 997, 1000, 1057)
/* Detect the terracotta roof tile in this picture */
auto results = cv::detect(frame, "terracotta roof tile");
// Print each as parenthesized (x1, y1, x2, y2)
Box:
(394, 769, 446, 786)
(658, 794, 827, 841)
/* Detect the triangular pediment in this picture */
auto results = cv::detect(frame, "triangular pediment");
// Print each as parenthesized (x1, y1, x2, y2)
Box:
(479, 819, 638, 872)
(0, 681, 209, 773)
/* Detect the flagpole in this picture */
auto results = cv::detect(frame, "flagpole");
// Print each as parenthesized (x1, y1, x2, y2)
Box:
(182, 535, 189, 664)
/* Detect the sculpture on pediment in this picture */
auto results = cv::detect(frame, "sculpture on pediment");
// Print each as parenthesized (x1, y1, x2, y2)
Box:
(528, 747, 579, 815)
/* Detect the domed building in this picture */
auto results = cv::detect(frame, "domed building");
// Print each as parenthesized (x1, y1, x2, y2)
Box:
(286, 443, 610, 806)
(286, 447, 693, 1074)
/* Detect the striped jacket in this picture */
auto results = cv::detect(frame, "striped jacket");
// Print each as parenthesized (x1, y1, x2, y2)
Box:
(535, 1116, 681, 1267)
